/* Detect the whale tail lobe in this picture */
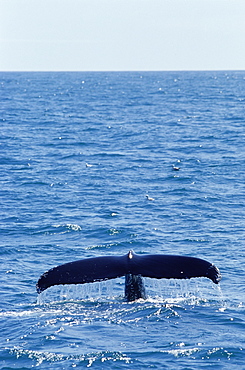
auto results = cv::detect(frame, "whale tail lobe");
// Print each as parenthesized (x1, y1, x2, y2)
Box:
(36, 251, 221, 300)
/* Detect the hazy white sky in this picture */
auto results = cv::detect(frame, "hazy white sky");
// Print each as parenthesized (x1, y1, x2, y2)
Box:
(1, 0, 245, 71)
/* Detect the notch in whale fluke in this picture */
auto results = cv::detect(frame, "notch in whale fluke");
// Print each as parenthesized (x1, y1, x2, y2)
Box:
(36, 251, 221, 300)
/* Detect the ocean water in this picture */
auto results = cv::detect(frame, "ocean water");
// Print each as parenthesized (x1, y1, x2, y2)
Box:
(0, 71, 244, 369)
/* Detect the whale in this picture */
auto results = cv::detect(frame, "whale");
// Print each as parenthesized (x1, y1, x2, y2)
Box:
(36, 250, 221, 301)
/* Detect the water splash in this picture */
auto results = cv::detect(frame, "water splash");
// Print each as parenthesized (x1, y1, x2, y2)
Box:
(36, 277, 224, 307)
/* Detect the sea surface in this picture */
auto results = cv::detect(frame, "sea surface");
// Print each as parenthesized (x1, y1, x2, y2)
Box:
(0, 71, 244, 369)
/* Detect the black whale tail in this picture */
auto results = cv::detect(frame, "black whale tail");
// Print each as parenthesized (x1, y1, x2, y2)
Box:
(36, 251, 221, 297)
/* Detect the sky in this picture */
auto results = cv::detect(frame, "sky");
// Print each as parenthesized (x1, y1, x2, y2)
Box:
(1, 0, 245, 71)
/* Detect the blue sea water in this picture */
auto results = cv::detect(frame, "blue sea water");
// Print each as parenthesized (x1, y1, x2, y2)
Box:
(0, 71, 244, 369)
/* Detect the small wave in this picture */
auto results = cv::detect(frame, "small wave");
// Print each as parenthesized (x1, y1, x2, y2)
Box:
(159, 344, 237, 361)
(6, 347, 132, 367)
(32, 223, 82, 235)
(52, 224, 82, 233)
(0, 223, 82, 237)
(86, 242, 121, 251)
(162, 346, 200, 358)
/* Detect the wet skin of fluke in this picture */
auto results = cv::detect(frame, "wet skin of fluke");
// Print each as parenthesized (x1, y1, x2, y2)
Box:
(36, 251, 221, 302)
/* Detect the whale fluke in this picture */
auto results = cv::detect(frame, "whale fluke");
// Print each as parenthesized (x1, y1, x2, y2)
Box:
(36, 251, 221, 301)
